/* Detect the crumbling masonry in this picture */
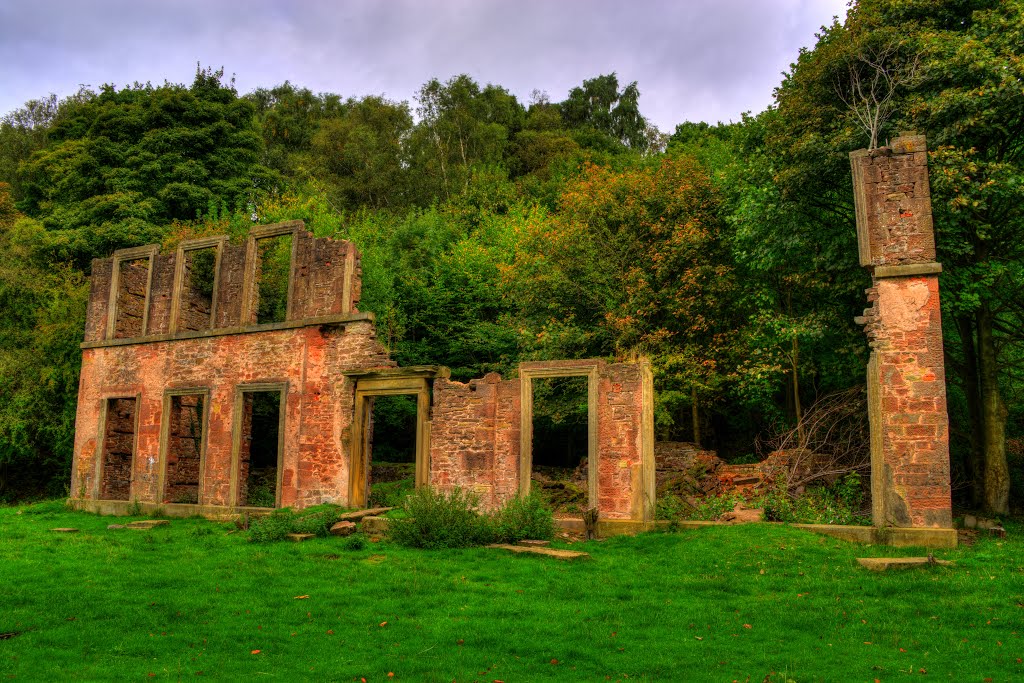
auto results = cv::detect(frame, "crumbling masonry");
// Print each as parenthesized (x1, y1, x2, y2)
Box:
(852, 134, 956, 546)
(70, 142, 956, 544)
(70, 220, 655, 531)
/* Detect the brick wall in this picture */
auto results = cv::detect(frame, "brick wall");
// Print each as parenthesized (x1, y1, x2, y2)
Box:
(72, 320, 394, 509)
(595, 362, 646, 520)
(429, 373, 521, 508)
(852, 135, 952, 528)
(429, 360, 652, 521)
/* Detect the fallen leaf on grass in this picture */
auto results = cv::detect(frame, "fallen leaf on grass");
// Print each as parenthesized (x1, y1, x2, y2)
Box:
(695, 637, 703, 641)
(743, 624, 752, 629)
(294, 595, 310, 600)
(550, 659, 559, 665)
(251, 650, 261, 655)
(380, 621, 388, 627)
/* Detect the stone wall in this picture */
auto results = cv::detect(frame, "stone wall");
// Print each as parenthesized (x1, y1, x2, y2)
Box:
(851, 135, 953, 529)
(82, 221, 362, 344)
(73, 319, 394, 508)
(429, 373, 521, 508)
(429, 360, 653, 521)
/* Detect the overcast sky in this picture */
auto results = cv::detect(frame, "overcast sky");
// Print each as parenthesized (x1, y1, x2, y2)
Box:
(0, 0, 849, 132)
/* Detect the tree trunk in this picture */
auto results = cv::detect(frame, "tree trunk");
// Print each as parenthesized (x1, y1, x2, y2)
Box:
(792, 335, 804, 446)
(977, 304, 1009, 515)
(691, 385, 701, 447)
(955, 315, 985, 508)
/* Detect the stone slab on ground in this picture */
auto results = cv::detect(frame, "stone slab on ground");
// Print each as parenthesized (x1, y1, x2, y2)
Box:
(125, 520, 169, 530)
(857, 557, 953, 571)
(50, 528, 79, 533)
(338, 507, 393, 523)
(487, 544, 590, 561)
(517, 539, 551, 547)
(360, 516, 390, 535)
(329, 521, 357, 537)
(286, 533, 315, 542)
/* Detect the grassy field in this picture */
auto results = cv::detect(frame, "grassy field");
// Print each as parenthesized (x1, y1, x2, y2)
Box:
(1, 502, 1022, 682)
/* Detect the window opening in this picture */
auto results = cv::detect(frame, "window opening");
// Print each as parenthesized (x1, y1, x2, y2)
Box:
(113, 257, 150, 338)
(178, 246, 217, 331)
(237, 390, 282, 508)
(367, 394, 417, 507)
(100, 398, 136, 500)
(164, 394, 205, 504)
(254, 234, 292, 324)
(531, 376, 589, 516)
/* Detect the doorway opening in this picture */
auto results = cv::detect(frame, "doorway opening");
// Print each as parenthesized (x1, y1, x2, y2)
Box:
(236, 389, 284, 508)
(530, 376, 590, 515)
(162, 392, 206, 504)
(100, 397, 137, 500)
(346, 369, 440, 510)
(367, 394, 418, 507)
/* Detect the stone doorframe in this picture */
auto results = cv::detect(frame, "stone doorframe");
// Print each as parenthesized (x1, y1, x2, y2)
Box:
(344, 366, 449, 509)
(518, 361, 600, 510)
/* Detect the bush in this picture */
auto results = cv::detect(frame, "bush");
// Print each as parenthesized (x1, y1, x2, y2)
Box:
(247, 505, 342, 542)
(656, 492, 741, 525)
(488, 493, 555, 544)
(387, 487, 492, 549)
(761, 473, 869, 526)
(369, 477, 414, 508)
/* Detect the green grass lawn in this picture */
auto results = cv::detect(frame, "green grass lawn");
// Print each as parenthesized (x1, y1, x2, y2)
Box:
(1, 502, 1022, 682)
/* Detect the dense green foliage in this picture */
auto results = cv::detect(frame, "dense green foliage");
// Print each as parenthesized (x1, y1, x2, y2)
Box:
(1, 1, 1021, 511)
(2, 503, 1022, 679)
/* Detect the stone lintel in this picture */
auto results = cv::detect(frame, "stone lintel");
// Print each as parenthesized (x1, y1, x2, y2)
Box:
(872, 262, 942, 279)
(80, 312, 376, 349)
(341, 365, 451, 380)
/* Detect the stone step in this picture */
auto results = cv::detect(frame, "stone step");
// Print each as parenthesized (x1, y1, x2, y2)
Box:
(487, 544, 590, 561)
(857, 557, 953, 571)
(338, 507, 393, 523)
(50, 528, 79, 533)
(517, 539, 551, 548)
(125, 520, 169, 530)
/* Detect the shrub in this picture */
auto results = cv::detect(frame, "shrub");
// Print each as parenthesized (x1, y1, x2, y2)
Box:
(760, 473, 869, 526)
(488, 493, 555, 544)
(369, 477, 414, 508)
(247, 505, 342, 542)
(656, 492, 741, 525)
(387, 486, 492, 549)
(341, 534, 367, 551)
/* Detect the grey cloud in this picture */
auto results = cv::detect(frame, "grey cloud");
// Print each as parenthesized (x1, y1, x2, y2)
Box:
(0, 0, 848, 131)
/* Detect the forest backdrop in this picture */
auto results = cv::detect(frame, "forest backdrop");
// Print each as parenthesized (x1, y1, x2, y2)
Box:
(0, 0, 1021, 513)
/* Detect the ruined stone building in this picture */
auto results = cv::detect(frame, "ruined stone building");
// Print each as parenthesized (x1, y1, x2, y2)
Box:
(70, 136, 956, 545)
(70, 220, 655, 532)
